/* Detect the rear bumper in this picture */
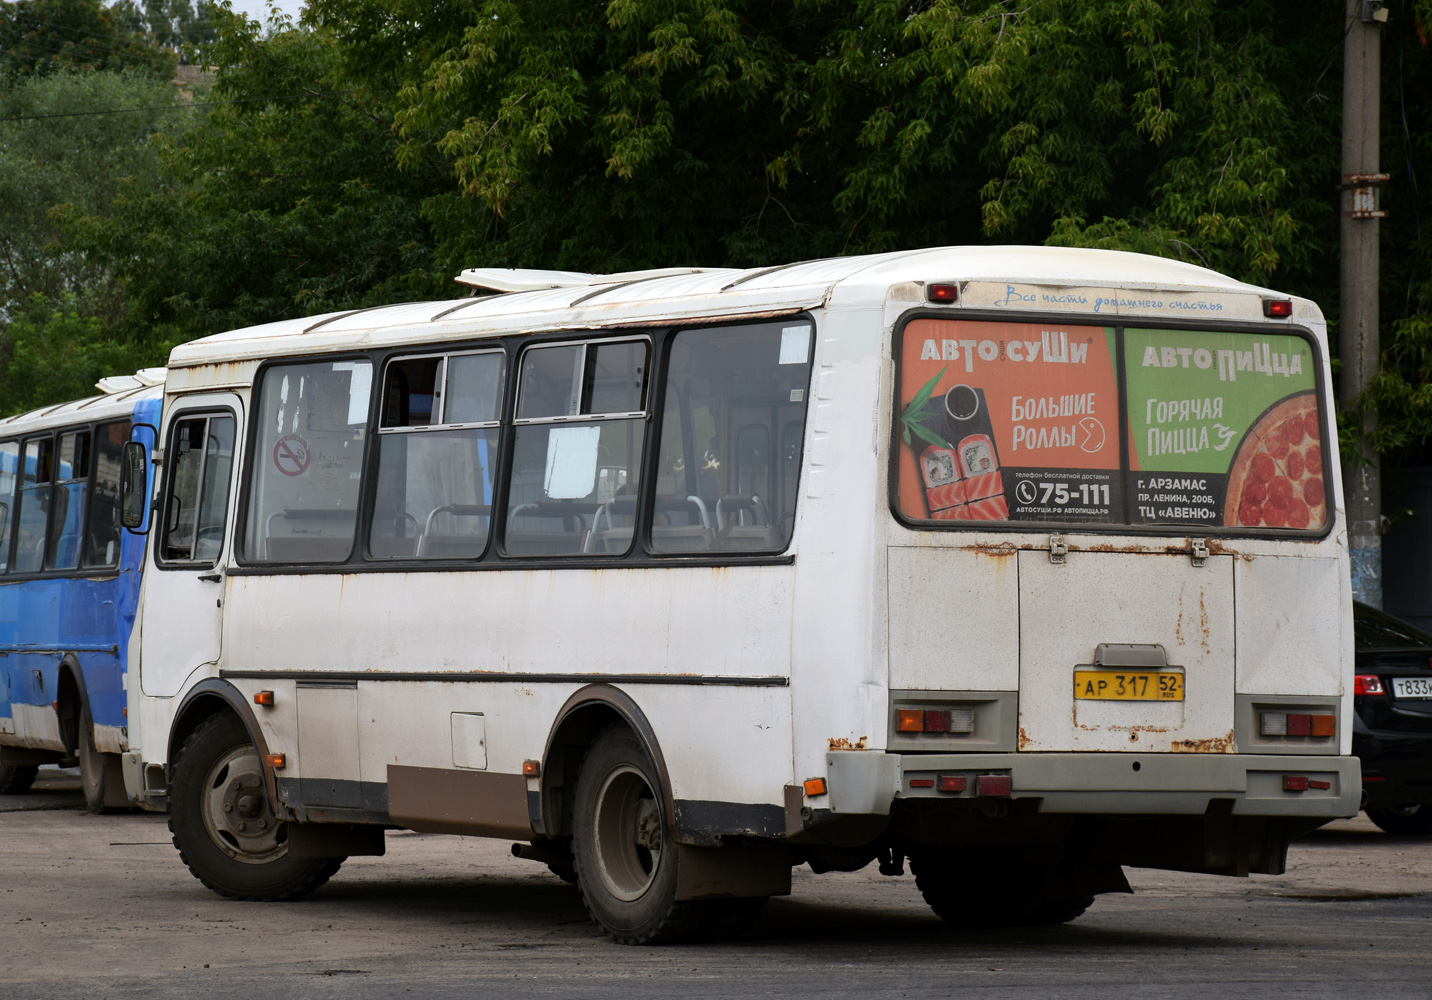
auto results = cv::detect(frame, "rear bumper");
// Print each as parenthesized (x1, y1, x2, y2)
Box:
(826, 751, 1362, 819)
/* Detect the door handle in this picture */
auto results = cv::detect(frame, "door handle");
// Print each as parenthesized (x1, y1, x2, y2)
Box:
(197, 573, 224, 583)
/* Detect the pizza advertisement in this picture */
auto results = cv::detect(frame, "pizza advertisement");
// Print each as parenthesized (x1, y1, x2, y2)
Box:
(895, 319, 1122, 526)
(1122, 328, 1326, 532)
(895, 319, 1330, 536)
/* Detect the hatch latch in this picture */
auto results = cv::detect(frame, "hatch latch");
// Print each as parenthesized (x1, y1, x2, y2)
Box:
(1189, 538, 1210, 567)
(1048, 535, 1068, 565)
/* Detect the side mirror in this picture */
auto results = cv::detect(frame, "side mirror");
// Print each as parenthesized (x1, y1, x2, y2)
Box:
(121, 441, 149, 531)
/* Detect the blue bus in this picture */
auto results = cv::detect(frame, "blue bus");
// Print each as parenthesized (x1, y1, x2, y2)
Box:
(0, 376, 161, 809)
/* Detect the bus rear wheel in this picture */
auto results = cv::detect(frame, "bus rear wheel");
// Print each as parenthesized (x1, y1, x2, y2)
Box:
(169, 712, 343, 901)
(0, 764, 38, 795)
(910, 850, 1092, 928)
(78, 701, 127, 813)
(571, 727, 709, 945)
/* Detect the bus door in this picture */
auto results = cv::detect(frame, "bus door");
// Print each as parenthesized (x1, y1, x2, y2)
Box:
(140, 395, 240, 698)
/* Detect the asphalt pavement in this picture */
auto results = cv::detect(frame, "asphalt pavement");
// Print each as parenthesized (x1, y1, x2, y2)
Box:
(2, 770, 1429, 999)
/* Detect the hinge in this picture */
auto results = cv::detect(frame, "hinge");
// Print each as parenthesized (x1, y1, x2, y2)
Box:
(1048, 535, 1068, 565)
(1189, 538, 1210, 567)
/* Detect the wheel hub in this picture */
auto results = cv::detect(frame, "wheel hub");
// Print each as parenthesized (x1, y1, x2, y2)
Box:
(201, 748, 286, 863)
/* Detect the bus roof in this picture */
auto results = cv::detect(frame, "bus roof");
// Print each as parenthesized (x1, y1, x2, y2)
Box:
(166, 246, 1313, 371)
(0, 381, 163, 436)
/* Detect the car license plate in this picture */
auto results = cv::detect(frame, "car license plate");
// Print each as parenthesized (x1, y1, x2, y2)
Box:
(1073, 670, 1184, 701)
(1392, 676, 1432, 699)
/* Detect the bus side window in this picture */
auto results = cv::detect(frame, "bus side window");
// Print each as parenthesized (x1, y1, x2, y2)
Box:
(47, 430, 90, 570)
(14, 437, 53, 574)
(651, 320, 814, 554)
(83, 421, 129, 568)
(243, 361, 372, 564)
(504, 340, 649, 557)
(161, 415, 236, 565)
(370, 351, 505, 560)
(0, 440, 17, 573)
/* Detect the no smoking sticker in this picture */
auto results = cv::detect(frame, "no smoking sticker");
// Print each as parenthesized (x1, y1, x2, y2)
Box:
(272, 434, 310, 476)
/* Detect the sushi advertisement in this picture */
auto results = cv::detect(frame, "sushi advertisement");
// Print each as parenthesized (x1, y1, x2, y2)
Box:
(897, 319, 1122, 525)
(1121, 328, 1326, 531)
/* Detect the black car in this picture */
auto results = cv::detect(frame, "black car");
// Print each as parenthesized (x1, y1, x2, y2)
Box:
(1353, 601, 1432, 834)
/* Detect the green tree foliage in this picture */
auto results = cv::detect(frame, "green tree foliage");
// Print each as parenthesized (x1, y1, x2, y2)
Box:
(0, 68, 180, 318)
(0, 0, 174, 79)
(0, 293, 159, 414)
(71, 8, 453, 344)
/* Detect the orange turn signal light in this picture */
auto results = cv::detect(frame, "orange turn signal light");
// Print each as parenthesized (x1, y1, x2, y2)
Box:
(264, 753, 286, 769)
(897, 709, 925, 733)
(522, 759, 541, 777)
(253, 690, 274, 707)
(803, 777, 827, 797)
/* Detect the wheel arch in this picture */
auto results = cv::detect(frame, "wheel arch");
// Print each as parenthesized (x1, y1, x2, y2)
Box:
(55, 654, 89, 755)
(539, 684, 676, 841)
(170, 679, 274, 802)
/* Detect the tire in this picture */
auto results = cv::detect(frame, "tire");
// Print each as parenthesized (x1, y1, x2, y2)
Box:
(1367, 805, 1432, 835)
(547, 863, 580, 885)
(169, 712, 343, 901)
(1021, 895, 1094, 926)
(571, 726, 709, 944)
(912, 851, 1039, 927)
(79, 701, 128, 814)
(0, 764, 38, 795)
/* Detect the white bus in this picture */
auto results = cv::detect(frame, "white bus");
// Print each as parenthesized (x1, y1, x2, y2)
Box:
(121, 247, 1358, 942)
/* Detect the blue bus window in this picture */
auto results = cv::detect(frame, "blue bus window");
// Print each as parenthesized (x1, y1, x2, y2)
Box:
(0, 440, 16, 573)
(84, 422, 130, 568)
(15, 437, 53, 574)
(48, 430, 90, 570)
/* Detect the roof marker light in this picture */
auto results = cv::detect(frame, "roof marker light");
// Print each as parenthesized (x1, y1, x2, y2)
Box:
(1263, 299, 1293, 318)
(926, 283, 959, 303)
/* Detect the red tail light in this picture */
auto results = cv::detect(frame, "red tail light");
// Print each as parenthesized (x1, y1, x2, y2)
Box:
(976, 774, 1012, 798)
(927, 283, 959, 303)
(1354, 674, 1385, 695)
(1263, 299, 1293, 318)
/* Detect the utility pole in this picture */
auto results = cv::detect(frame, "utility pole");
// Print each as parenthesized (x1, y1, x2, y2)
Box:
(1341, 0, 1388, 608)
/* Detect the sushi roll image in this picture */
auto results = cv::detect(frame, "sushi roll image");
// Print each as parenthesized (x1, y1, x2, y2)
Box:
(920, 444, 966, 516)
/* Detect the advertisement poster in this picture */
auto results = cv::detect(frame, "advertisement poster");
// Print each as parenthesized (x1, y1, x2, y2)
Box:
(897, 319, 1121, 524)
(1123, 328, 1326, 530)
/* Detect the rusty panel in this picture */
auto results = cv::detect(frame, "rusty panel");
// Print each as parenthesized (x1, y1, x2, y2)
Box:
(1016, 549, 1235, 753)
(887, 545, 1019, 692)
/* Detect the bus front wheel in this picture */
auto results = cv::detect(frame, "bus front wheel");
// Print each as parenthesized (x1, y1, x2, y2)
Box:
(169, 712, 343, 901)
(571, 726, 709, 944)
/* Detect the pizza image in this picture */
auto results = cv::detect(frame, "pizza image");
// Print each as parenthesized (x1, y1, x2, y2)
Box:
(1223, 392, 1325, 530)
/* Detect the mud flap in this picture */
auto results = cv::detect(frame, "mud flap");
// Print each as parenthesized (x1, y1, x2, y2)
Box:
(674, 841, 791, 901)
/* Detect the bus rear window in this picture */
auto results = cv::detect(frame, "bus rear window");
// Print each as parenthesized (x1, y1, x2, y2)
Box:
(894, 319, 1328, 534)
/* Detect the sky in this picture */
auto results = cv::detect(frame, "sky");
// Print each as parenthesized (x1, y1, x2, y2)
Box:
(223, 0, 306, 26)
